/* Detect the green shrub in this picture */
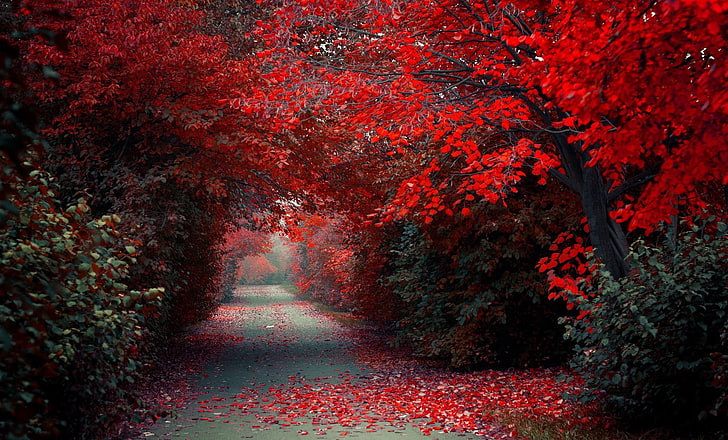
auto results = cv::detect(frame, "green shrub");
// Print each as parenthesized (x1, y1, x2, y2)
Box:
(386, 192, 574, 369)
(564, 218, 728, 426)
(0, 168, 162, 439)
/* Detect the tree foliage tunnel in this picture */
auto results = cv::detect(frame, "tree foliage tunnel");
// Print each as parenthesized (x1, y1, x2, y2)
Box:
(1, 0, 727, 438)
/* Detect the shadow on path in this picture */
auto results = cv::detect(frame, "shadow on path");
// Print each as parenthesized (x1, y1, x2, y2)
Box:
(135, 286, 486, 439)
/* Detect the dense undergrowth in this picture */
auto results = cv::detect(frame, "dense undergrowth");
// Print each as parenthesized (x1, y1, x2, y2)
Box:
(1, 1, 250, 436)
(0, 167, 163, 439)
(565, 218, 728, 428)
(293, 214, 728, 431)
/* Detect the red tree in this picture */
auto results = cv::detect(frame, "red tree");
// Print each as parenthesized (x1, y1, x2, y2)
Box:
(220, 227, 279, 288)
(237, 0, 728, 281)
(236, 255, 278, 284)
(14, 0, 321, 322)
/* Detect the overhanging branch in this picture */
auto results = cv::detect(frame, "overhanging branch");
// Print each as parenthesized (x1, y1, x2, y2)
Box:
(607, 166, 660, 202)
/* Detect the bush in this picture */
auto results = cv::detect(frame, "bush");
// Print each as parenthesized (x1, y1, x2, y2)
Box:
(564, 218, 728, 426)
(0, 167, 162, 439)
(386, 192, 574, 369)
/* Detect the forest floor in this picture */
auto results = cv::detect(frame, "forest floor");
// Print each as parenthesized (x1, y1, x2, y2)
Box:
(119, 285, 619, 440)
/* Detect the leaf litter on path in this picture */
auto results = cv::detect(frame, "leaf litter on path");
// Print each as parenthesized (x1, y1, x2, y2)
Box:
(127, 286, 610, 439)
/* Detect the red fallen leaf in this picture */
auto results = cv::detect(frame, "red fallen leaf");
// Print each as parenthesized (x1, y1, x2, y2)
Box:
(298, 430, 308, 435)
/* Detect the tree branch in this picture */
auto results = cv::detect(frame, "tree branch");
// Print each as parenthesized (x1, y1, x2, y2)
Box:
(607, 166, 660, 202)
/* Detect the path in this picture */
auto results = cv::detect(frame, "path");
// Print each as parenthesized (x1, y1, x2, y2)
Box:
(134, 286, 490, 439)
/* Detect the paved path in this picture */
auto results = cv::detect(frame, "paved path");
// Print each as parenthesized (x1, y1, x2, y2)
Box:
(136, 285, 485, 439)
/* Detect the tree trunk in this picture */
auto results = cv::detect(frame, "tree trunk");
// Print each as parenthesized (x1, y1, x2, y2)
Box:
(551, 134, 630, 278)
(581, 165, 629, 278)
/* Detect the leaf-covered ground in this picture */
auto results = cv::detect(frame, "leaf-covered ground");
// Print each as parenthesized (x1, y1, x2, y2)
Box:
(125, 286, 611, 439)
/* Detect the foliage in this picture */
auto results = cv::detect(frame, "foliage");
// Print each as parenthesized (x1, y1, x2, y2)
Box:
(120, 181, 231, 328)
(1, 0, 61, 217)
(3, 0, 726, 435)
(236, 255, 278, 285)
(238, 0, 728, 281)
(341, 225, 400, 323)
(290, 183, 578, 369)
(290, 215, 401, 321)
(11, 0, 277, 331)
(218, 227, 273, 299)
(385, 188, 576, 368)
(260, 234, 294, 285)
(0, 165, 161, 440)
(226, 233, 293, 288)
(489, 410, 631, 440)
(290, 216, 354, 310)
(564, 218, 728, 426)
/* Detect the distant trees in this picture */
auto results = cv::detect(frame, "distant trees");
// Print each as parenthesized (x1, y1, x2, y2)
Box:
(228, 234, 294, 287)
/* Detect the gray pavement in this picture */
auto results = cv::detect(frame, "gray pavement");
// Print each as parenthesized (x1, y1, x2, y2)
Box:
(136, 286, 484, 439)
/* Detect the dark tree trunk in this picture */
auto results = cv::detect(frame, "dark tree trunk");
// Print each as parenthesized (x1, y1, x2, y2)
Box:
(581, 165, 629, 278)
(515, 93, 632, 278)
(549, 133, 630, 278)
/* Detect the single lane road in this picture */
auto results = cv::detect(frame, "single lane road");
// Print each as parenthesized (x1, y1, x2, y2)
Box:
(135, 285, 489, 439)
